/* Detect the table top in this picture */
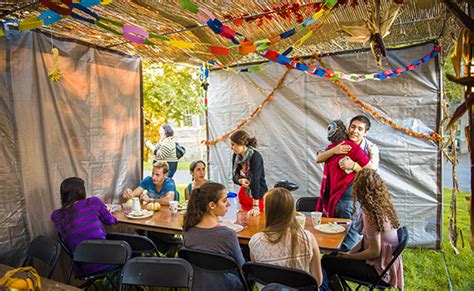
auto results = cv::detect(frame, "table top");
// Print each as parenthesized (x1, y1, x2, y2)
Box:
(0, 264, 80, 290)
(114, 207, 350, 250)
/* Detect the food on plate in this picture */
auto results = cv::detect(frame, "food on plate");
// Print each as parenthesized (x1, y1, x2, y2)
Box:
(130, 209, 153, 217)
(146, 201, 161, 211)
(314, 223, 345, 234)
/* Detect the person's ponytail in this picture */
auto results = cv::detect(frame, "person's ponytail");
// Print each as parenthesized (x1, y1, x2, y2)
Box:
(248, 137, 257, 148)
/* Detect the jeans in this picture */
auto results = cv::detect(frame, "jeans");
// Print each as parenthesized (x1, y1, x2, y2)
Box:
(167, 161, 178, 178)
(334, 197, 361, 251)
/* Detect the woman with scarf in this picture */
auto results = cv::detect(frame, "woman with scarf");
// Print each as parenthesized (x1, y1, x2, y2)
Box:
(230, 130, 268, 216)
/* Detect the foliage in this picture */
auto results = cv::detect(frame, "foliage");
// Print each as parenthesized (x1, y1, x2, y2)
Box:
(142, 62, 201, 160)
(443, 49, 464, 105)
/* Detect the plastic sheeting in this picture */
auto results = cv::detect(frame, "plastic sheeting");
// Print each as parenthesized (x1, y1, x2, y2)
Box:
(0, 31, 142, 266)
(208, 42, 441, 247)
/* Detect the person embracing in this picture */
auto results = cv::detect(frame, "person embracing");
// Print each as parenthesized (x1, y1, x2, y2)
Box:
(316, 120, 374, 251)
(230, 129, 268, 216)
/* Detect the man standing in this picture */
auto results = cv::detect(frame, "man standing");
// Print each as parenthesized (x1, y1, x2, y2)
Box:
(316, 115, 379, 251)
(316, 115, 379, 170)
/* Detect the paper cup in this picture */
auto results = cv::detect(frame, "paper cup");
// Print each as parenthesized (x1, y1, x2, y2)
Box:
(169, 201, 178, 214)
(311, 211, 322, 225)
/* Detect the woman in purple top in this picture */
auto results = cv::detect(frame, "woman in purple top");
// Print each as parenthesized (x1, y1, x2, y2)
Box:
(51, 177, 117, 277)
(322, 169, 404, 290)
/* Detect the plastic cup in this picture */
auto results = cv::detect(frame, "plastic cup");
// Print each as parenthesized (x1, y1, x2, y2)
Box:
(169, 201, 178, 214)
(311, 211, 322, 226)
(296, 213, 306, 227)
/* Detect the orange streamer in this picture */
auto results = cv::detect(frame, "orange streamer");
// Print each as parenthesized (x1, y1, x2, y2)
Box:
(202, 68, 292, 146)
(313, 53, 443, 142)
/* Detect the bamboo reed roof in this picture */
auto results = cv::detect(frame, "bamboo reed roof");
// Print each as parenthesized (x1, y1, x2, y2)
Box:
(0, 1, 464, 66)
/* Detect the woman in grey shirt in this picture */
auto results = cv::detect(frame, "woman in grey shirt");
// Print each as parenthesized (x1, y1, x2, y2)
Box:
(183, 182, 245, 290)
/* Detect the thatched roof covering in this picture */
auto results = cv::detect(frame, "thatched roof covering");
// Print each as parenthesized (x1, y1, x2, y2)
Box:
(0, 1, 463, 66)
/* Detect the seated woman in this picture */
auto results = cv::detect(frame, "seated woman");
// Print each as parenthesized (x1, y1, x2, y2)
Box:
(184, 160, 212, 200)
(322, 169, 403, 290)
(249, 188, 323, 288)
(50, 177, 117, 276)
(183, 182, 246, 291)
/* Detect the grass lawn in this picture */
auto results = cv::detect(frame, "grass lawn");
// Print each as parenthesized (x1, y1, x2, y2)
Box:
(402, 189, 474, 290)
(144, 161, 190, 171)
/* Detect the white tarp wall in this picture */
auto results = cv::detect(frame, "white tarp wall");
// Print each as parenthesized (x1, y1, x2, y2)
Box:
(208, 42, 442, 248)
(0, 31, 142, 266)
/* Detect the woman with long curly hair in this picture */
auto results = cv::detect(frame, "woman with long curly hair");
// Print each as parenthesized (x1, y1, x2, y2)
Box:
(182, 182, 245, 290)
(249, 188, 323, 288)
(321, 169, 404, 290)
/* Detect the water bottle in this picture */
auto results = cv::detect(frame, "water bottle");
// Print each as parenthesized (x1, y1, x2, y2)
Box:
(222, 192, 239, 223)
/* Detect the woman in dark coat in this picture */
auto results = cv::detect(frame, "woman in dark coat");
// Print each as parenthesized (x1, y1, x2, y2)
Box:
(230, 129, 268, 216)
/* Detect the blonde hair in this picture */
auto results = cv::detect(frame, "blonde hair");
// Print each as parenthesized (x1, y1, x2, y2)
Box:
(263, 188, 308, 268)
(153, 161, 169, 174)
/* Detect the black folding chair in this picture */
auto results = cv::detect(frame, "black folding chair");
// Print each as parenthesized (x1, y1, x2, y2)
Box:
(243, 261, 318, 291)
(296, 197, 319, 212)
(106, 232, 159, 257)
(22, 235, 61, 279)
(67, 240, 132, 290)
(119, 257, 193, 290)
(339, 226, 409, 290)
(178, 247, 249, 291)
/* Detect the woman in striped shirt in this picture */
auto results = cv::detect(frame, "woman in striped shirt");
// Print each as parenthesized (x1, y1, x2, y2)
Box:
(51, 177, 117, 277)
(152, 124, 178, 178)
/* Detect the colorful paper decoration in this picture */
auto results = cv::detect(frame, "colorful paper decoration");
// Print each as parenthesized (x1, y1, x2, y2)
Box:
(312, 51, 443, 142)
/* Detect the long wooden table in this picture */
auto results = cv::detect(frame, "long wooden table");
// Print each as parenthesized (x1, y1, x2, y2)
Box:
(114, 207, 351, 250)
(0, 264, 80, 290)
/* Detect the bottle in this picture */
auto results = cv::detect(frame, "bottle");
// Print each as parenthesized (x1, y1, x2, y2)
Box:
(222, 192, 239, 223)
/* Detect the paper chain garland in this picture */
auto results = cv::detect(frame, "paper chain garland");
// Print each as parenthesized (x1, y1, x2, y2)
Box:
(311, 51, 443, 142)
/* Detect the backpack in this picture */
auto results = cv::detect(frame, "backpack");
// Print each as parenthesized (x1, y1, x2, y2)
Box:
(175, 142, 186, 159)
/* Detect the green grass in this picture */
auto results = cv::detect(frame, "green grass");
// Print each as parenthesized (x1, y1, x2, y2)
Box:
(144, 161, 190, 171)
(402, 189, 474, 290)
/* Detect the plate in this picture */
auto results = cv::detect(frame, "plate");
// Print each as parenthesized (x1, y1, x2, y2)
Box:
(314, 223, 346, 234)
(125, 209, 154, 219)
(221, 220, 244, 232)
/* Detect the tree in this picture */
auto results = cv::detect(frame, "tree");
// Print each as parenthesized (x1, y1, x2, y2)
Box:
(142, 62, 201, 160)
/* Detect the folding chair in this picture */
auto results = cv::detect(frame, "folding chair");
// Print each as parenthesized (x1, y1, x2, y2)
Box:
(296, 197, 319, 212)
(243, 261, 318, 291)
(21, 235, 61, 279)
(119, 257, 193, 290)
(339, 226, 409, 290)
(106, 232, 159, 257)
(67, 240, 131, 290)
(178, 247, 249, 291)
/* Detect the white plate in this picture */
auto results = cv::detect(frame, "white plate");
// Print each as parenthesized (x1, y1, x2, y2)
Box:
(125, 210, 154, 219)
(314, 223, 346, 234)
(221, 220, 244, 232)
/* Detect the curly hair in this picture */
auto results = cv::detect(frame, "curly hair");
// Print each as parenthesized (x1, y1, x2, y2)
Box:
(353, 169, 399, 233)
(183, 182, 226, 231)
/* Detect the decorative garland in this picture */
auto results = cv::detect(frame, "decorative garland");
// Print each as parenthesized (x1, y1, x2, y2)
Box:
(223, 2, 324, 28)
(260, 45, 440, 82)
(202, 68, 292, 146)
(312, 51, 443, 142)
(198, 64, 209, 111)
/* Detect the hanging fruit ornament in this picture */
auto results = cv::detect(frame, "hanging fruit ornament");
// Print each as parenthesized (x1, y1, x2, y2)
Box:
(47, 47, 62, 82)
